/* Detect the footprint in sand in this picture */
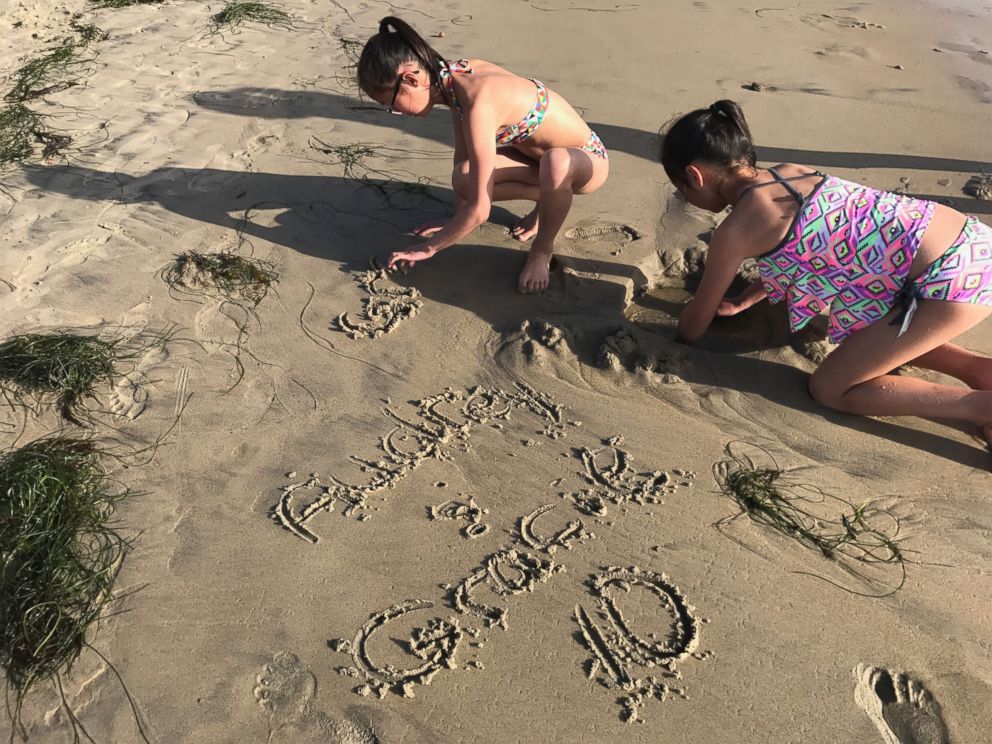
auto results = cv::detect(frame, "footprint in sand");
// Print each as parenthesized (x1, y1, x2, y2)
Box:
(254, 652, 379, 743)
(854, 664, 950, 744)
(564, 222, 641, 257)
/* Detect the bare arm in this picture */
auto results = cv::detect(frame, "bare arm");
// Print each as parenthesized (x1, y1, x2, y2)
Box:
(716, 277, 767, 316)
(676, 231, 755, 344)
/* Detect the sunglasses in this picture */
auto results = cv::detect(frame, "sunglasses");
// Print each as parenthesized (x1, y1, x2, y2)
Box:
(386, 75, 403, 115)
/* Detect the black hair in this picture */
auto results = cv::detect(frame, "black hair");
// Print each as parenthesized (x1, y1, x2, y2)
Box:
(659, 100, 756, 188)
(357, 16, 447, 97)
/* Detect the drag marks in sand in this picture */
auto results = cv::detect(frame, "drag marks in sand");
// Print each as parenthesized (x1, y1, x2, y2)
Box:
(273, 383, 578, 542)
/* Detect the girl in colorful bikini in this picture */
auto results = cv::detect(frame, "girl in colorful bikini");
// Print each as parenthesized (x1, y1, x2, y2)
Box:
(659, 100, 992, 450)
(357, 17, 609, 293)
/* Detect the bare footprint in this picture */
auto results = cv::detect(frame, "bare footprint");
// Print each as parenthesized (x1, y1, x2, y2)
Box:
(254, 651, 316, 731)
(854, 664, 950, 744)
(254, 652, 380, 743)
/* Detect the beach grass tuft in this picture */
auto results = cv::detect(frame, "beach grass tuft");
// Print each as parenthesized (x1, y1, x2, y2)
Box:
(0, 436, 130, 722)
(713, 442, 907, 595)
(162, 251, 278, 306)
(210, 2, 292, 31)
(0, 331, 163, 424)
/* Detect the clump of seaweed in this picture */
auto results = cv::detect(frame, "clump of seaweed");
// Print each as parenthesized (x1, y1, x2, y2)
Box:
(338, 36, 363, 65)
(0, 436, 136, 741)
(161, 251, 278, 390)
(162, 251, 278, 306)
(309, 137, 445, 211)
(713, 442, 908, 596)
(4, 41, 95, 104)
(69, 20, 109, 45)
(209, 1, 292, 32)
(0, 330, 168, 425)
(0, 105, 43, 165)
(89, 0, 161, 8)
(313, 141, 375, 180)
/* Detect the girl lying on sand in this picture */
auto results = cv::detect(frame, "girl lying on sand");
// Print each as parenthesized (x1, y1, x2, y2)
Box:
(659, 100, 992, 450)
(357, 17, 609, 293)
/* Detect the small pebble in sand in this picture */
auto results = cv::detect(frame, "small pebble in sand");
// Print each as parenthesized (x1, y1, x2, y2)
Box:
(434, 31, 445, 37)
(742, 81, 765, 92)
(286, 471, 297, 479)
(434, 481, 448, 488)
(888, 64, 904, 70)
(937, 178, 951, 187)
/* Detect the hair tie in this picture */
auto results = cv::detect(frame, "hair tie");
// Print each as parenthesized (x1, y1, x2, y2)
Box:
(709, 104, 726, 118)
(379, 19, 393, 34)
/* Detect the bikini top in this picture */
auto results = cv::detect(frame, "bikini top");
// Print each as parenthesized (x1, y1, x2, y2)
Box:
(749, 167, 935, 342)
(437, 60, 549, 146)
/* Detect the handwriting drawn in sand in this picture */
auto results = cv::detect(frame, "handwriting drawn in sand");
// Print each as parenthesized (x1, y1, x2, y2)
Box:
(273, 383, 578, 543)
(563, 435, 694, 516)
(335, 266, 423, 340)
(328, 600, 467, 699)
(327, 435, 701, 717)
(449, 548, 565, 629)
(518, 503, 593, 554)
(575, 566, 706, 722)
(430, 495, 490, 539)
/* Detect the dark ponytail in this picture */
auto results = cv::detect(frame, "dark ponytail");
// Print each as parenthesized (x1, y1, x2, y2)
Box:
(659, 100, 756, 188)
(357, 16, 446, 96)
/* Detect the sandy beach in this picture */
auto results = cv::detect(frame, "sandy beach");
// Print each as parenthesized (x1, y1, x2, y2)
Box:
(1, 0, 990, 741)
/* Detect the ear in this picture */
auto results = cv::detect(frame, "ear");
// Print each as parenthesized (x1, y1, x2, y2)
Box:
(684, 164, 705, 191)
(399, 63, 423, 87)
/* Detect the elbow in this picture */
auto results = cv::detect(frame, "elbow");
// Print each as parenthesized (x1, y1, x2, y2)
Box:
(469, 204, 490, 226)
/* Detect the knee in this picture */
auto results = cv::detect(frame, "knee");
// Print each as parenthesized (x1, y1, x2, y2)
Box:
(807, 372, 846, 411)
(451, 160, 471, 197)
(539, 149, 574, 191)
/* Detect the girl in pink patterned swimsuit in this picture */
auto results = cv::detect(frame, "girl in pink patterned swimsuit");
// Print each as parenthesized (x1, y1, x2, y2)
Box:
(357, 17, 609, 292)
(659, 100, 992, 451)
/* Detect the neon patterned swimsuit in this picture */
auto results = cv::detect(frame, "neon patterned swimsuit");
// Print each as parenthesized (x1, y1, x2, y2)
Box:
(754, 169, 935, 342)
(438, 60, 607, 159)
(439, 60, 549, 144)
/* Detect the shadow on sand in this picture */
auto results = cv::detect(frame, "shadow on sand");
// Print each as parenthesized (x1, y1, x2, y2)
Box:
(20, 154, 988, 467)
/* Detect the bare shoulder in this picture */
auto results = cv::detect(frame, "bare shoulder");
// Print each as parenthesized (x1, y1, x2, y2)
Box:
(712, 210, 775, 261)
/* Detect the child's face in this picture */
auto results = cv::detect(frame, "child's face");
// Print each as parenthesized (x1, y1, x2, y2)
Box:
(373, 65, 434, 117)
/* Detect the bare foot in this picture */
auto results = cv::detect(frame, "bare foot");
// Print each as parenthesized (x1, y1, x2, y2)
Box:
(510, 208, 540, 242)
(412, 218, 447, 237)
(518, 248, 553, 293)
(853, 664, 949, 744)
(977, 422, 992, 452)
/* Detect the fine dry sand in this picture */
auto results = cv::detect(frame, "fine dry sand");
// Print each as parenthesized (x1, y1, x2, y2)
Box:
(1, 0, 990, 742)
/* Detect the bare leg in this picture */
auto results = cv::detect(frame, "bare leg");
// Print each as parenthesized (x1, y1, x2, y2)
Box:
(518, 147, 608, 293)
(809, 301, 992, 448)
(908, 343, 992, 390)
